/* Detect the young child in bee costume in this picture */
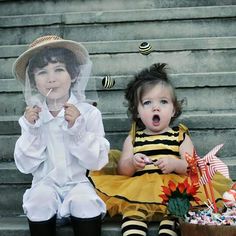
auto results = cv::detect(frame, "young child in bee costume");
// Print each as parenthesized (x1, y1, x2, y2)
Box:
(13, 35, 110, 236)
(91, 63, 232, 236)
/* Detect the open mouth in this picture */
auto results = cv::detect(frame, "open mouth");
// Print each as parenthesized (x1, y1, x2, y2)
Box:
(152, 114, 160, 125)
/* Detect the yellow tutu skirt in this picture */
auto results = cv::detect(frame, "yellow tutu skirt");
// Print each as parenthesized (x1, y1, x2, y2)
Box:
(91, 172, 232, 221)
(90, 150, 233, 221)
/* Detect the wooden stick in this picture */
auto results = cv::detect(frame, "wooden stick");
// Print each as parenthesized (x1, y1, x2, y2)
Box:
(46, 88, 53, 97)
(205, 164, 218, 213)
(194, 150, 211, 200)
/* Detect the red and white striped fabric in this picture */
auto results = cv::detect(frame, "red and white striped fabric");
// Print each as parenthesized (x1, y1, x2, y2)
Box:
(194, 144, 229, 185)
(194, 149, 205, 171)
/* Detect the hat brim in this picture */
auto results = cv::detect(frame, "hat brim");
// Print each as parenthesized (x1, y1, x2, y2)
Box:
(13, 39, 90, 82)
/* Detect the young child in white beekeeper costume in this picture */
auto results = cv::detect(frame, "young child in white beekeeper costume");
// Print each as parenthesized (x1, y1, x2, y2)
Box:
(12, 35, 110, 236)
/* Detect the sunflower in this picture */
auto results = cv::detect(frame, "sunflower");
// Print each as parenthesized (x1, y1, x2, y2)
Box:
(159, 178, 200, 218)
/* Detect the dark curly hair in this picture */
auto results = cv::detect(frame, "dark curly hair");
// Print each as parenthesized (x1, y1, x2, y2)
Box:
(124, 63, 182, 129)
(27, 47, 80, 87)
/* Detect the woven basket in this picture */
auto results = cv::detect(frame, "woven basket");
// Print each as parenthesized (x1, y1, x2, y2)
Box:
(180, 220, 236, 236)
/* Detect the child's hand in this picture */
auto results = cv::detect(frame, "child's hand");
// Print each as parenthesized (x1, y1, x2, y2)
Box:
(132, 153, 147, 170)
(24, 106, 42, 124)
(64, 103, 81, 128)
(154, 157, 176, 174)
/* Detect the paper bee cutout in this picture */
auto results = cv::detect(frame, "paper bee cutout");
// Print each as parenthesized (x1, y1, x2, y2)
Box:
(139, 42, 152, 55)
(102, 75, 115, 89)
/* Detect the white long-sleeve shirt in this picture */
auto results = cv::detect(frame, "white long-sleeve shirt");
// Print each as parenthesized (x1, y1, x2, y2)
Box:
(14, 94, 110, 187)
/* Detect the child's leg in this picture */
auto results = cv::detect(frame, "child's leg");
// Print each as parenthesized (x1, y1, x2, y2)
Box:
(23, 184, 59, 236)
(121, 217, 148, 236)
(61, 181, 106, 218)
(23, 184, 59, 221)
(61, 182, 106, 236)
(158, 218, 179, 236)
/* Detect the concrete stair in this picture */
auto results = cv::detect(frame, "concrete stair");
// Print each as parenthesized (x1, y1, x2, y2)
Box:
(0, 0, 236, 235)
(0, 0, 235, 16)
(0, 215, 162, 236)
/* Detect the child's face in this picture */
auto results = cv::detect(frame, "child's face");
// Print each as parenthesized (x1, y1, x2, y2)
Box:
(33, 62, 73, 100)
(137, 83, 175, 134)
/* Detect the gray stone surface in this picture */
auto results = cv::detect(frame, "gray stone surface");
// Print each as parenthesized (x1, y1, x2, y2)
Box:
(0, 0, 235, 235)
(0, 216, 161, 236)
(0, 0, 235, 16)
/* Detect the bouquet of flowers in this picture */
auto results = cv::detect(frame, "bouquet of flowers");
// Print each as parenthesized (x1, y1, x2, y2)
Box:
(159, 178, 200, 218)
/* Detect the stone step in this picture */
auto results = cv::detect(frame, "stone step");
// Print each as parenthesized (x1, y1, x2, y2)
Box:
(1, 157, 236, 185)
(0, 72, 236, 116)
(1, 70, 236, 92)
(0, 0, 234, 16)
(1, 5, 236, 28)
(0, 6, 236, 45)
(0, 215, 160, 236)
(1, 46, 236, 79)
(2, 36, 236, 59)
(1, 154, 236, 216)
(1, 110, 236, 134)
(0, 113, 236, 161)
(0, 0, 235, 231)
(1, 158, 236, 215)
(2, 129, 236, 161)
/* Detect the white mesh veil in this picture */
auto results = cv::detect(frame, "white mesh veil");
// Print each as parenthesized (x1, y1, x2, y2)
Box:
(23, 46, 96, 111)
(71, 60, 95, 103)
(24, 68, 44, 108)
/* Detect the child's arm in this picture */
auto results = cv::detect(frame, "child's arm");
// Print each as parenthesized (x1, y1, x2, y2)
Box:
(65, 106, 109, 171)
(24, 106, 41, 124)
(117, 135, 146, 176)
(14, 115, 47, 174)
(155, 134, 194, 174)
(64, 103, 81, 128)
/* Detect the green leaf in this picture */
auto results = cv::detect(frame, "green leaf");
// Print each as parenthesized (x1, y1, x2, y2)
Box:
(168, 197, 191, 218)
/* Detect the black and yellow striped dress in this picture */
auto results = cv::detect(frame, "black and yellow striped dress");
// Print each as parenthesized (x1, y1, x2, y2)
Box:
(90, 125, 232, 221)
(133, 126, 184, 177)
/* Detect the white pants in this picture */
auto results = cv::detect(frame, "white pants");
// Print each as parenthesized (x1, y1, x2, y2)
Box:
(23, 180, 106, 222)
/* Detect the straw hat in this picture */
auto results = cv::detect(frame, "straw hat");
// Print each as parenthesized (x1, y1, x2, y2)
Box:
(13, 35, 90, 82)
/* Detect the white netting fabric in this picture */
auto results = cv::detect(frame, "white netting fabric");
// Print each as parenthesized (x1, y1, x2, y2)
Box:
(22, 46, 96, 111)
